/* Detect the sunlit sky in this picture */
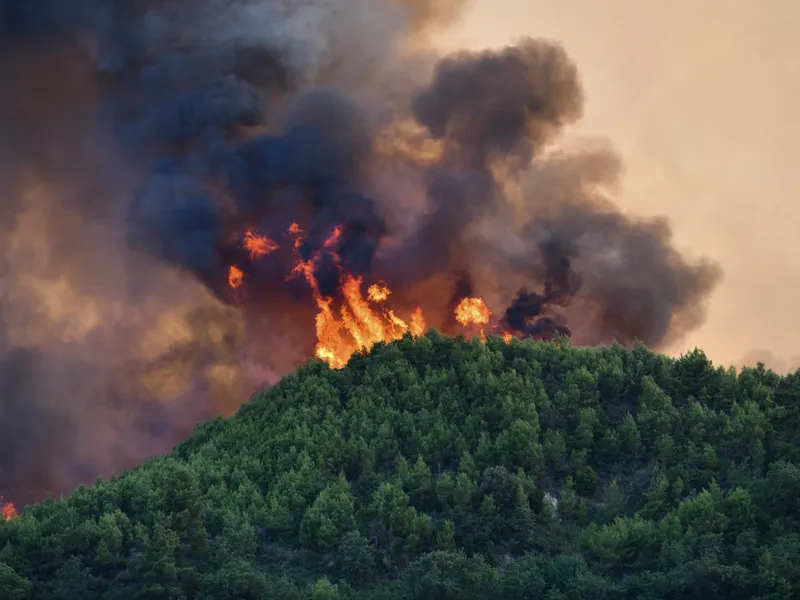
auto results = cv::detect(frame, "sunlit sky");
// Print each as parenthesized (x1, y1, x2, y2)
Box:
(440, 0, 800, 369)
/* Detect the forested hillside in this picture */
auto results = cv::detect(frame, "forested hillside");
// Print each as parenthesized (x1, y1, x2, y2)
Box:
(1, 333, 799, 599)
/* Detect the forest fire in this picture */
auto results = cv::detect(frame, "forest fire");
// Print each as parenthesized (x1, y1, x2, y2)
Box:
(0, 0, 722, 510)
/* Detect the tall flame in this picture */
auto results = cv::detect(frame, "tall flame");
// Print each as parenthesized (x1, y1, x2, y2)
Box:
(284, 225, 426, 369)
(409, 307, 426, 337)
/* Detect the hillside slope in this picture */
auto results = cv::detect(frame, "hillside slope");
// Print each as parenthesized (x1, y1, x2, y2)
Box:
(1, 333, 799, 599)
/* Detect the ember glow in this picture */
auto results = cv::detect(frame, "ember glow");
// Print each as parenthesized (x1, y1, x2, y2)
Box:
(228, 266, 244, 289)
(243, 230, 278, 261)
(1, 499, 17, 522)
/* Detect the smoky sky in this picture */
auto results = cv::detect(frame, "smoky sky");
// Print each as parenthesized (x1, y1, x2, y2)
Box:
(0, 0, 720, 506)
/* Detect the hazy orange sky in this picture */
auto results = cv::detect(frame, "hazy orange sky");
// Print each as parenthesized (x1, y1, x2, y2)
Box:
(441, 0, 800, 370)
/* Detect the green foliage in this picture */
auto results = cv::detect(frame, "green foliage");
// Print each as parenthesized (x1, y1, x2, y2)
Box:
(300, 477, 357, 552)
(1, 333, 799, 598)
(0, 562, 32, 600)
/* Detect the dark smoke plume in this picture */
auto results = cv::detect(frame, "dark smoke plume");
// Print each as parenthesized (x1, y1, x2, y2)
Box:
(0, 0, 720, 506)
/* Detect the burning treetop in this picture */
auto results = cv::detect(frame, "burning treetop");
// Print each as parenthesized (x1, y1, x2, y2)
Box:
(226, 223, 535, 369)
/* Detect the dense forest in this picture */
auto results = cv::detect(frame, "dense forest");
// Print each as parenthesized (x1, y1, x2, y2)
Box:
(1, 333, 799, 599)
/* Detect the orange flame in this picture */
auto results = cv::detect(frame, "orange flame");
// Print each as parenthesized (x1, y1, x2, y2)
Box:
(501, 331, 513, 343)
(409, 306, 426, 337)
(280, 224, 427, 369)
(454, 297, 492, 342)
(230, 222, 524, 370)
(314, 274, 426, 369)
(324, 225, 343, 249)
(228, 265, 244, 289)
(367, 283, 391, 302)
(288, 222, 303, 248)
(1, 499, 17, 522)
(455, 297, 491, 327)
(229, 230, 279, 289)
(243, 230, 278, 261)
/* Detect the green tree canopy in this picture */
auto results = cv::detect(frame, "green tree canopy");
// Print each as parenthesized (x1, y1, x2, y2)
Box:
(1, 333, 799, 599)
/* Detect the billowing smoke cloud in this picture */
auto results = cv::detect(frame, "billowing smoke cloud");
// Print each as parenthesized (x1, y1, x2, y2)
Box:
(0, 0, 720, 505)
